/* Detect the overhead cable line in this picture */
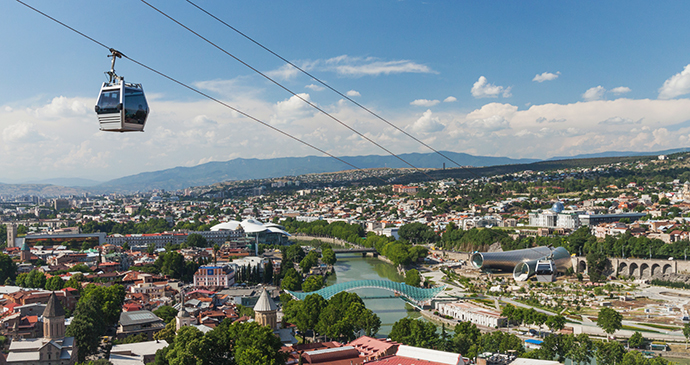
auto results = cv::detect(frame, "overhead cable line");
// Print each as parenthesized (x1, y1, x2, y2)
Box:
(185, 0, 480, 179)
(140, 0, 435, 181)
(14, 0, 392, 185)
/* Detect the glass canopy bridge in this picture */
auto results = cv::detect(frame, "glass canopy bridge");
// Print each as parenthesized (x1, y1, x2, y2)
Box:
(285, 279, 445, 308)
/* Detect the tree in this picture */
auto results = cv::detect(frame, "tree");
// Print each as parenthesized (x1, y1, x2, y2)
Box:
(122, 242, 130, 251)
(545, 314, 566, 332)
(67, 296, 104, 362)
(302, 275, 324, 292)
(154, 305, 178, 324)
(389, 317, 440, 349)
(684, 322, 690, 349)
(263, 260, 274, 284)
(225, 321, 286, 365)
(316, 292, 380, 341)
(536, 333, 574, 363)
(566, 334, 593, 365)
(283, 245, 306, 264)
(163, 325, 207, 365)
(596, 307, 623, 340)
(66, 273, 84, 292)
(299, 251, 319, 273)
(384, 242, 412, 266)
(398, 222, 437, 244)
(154, 321, 176, 344)
(449, 321, 482, 357)
(186, 233, 208, 248)
(0, 253, 17, 284)
(213, 244, 220, 265)
(405, 269, 421, 287)
(321, 248, 337, 265)
(587, 250, 609, 282)
(629, 331, 644, 348)
(16, 270, 46, 289)
(281, 268, 302, 291)
(147, 243, 156, 255)
(45, 276, 64, 291)
(283, 294, 327, 341)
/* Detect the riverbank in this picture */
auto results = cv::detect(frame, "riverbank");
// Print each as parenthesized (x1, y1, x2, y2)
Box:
(290, 234, 396, 265)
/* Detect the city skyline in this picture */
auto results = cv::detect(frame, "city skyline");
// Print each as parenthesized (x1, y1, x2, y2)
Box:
(2, 1, 690, 181)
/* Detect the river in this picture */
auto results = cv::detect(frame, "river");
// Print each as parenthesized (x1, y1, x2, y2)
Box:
(325, 253, 421, 336)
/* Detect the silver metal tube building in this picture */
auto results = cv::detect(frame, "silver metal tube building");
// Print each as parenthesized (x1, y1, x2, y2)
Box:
(470, 246, 553, 272)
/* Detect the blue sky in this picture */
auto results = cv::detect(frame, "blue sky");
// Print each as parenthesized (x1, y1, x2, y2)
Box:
(2, 1, 690, 182)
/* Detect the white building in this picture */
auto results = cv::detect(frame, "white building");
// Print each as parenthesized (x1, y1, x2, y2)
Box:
(556, 213, 580, 229)
(528, 210, 558, 228)
(435, 301, 507, 328)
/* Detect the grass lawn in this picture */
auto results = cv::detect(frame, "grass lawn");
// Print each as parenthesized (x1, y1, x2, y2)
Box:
(666, 357, 690, 364)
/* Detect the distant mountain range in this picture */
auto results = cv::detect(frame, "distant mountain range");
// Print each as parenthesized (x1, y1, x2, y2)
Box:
(547, 147, 690, 160)
(93, 151, 539, 192)
(1, 148, 688, 195)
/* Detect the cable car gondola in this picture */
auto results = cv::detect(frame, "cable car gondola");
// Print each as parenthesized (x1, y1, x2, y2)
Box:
(95, 49, 149, 132)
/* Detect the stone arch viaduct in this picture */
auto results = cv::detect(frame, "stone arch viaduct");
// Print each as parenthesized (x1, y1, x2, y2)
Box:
(572, 256, 690, 279)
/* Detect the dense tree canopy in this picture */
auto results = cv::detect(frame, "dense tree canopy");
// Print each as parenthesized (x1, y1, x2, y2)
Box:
(404, 269, 421, 287)
(155, 251, 199, 282)
(153, 305, 178, 324)
(67, 284, 125, 362)
(155, 319, 286, 365)
(0, 253, 16, 284)
(299, 251, 319, 272)
(16, 270, 46, 289)
(184, 233, 208, 248)
(284, 292, 380, 342)
(281, 268, 302, 291)
(302, 275, 324, 292)
(398, 222, 438, 244)
(321, 248, 337, 265)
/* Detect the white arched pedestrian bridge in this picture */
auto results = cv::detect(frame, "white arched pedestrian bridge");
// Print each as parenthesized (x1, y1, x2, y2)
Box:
(285, 279, 445, 307)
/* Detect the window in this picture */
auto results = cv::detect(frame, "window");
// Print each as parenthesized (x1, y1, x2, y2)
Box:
(96, 90, 121, 114)
(123, 88, 148, 125)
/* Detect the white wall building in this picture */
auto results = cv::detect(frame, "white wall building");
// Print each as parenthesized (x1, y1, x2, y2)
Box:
(435, 301, 507, 328)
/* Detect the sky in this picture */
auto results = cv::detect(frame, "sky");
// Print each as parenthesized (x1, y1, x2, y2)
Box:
(2, 1, 690, 182)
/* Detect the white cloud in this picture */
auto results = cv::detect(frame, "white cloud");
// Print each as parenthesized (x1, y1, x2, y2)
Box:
(532, 71, 560, 82)
(582, 86, 606, 101)
(536, 117, 566, 123)
(190, 115, 218, 127)
(305, 84, 324, 91)
(346, 90, 361, 97)
(610, 86, 631, 95)
(271, 93, 314, 124)
(471, 76, 511, 98)
(410, 110, 445, 133)
(326, 55, 435, 77)
(410, 99, 440, 107)
(443, 96, 457, 103)
(598, 116, 641, 125)
(659, 64, 690, 99)
(34, 96, 89, 119)
(265, 64, 300, 81)
(2, 122, 47, 143)
(264, 55, 435, 80)
(7, 86, 690, 183)
(466, 115, 510, 131)
(466, 103, 518, 120)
